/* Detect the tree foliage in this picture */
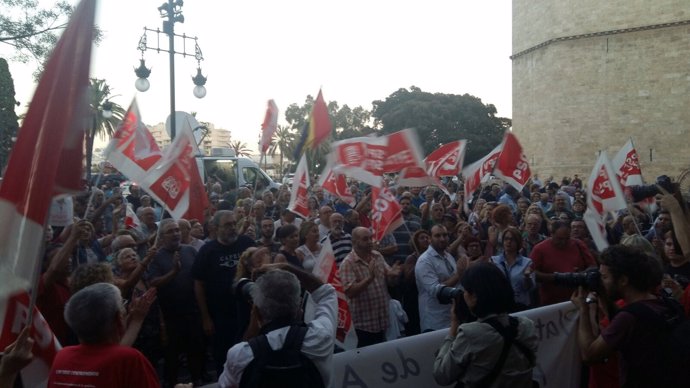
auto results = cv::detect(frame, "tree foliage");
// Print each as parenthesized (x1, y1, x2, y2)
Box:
(0, 57, 19, 175)
(86, 78, 125, 181)
(229, 140, 252, 157)
(1, 0, 102, 76)
(372, 86, 510, 163)
(284, 94, 375, 172)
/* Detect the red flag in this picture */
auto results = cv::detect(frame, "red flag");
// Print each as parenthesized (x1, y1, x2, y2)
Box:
(288, 154, 310, 218)
(370, 186, 404, 242)
(0, 0, 95, 385)
(331, 136, 387, 187)
(461, 143, 503, 203)
(182, 158, 210, 222)
(584, 151, 627, 251)
(312, 239, 357, 349)
(259, 99, 279, 154)
(494, 132, 531, 191)
(612, 138, 643, 187)
(425, 140, 467, 177)
(104, 98, 162, 183)
(317, 158, 355, 207)
(139, 128, 196, 219)
(382, 129, 426, 173)
(307, 89, 332, 148)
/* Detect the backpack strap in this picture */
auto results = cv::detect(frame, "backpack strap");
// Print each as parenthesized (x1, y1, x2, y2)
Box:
(476, 317, 536, 388)
(240, 334, 273, 388)
(282, 324, 308, 351)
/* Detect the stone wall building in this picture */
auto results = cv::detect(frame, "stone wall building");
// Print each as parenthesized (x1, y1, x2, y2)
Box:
(512, 0, 690, 181)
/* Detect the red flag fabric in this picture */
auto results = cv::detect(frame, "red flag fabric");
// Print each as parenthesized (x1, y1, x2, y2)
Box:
(612, 138, 644, 187)
(288, 154, 311, 218)
(330, 136, 387, 187)
(425, 140, 467, 177)
(370, 186, 404, 242)
(182, 158, 210, 222)
(307, 89, 332, 149)
(104, 98, 162, 183)
(317, 158, 356, 207)
(259, 99, 279, 154)
(124, 204, 141, 230)
(584, 151, 627, 251)
(494, 132, 531, 191)
(461, 143, 503, 203)
(312, 239, 357, 349)
(139, 127, 196, 219)
(0, 0, 95, 386)
(382, 129, 426, 173)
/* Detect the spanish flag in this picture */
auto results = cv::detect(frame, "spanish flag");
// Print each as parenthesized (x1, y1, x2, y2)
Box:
(294, 89, 332, 158)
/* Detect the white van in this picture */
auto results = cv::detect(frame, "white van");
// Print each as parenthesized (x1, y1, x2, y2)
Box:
(196, 148, 280, 192)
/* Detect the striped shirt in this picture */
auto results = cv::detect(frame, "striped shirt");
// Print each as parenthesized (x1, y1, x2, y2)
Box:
(321, 233, 352, 266)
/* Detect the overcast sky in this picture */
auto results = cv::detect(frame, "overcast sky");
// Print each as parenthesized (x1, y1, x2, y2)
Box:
(5, 0, 512, 152)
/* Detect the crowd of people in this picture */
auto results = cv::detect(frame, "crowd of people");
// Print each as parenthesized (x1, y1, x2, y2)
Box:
(1, 172, 689, 388)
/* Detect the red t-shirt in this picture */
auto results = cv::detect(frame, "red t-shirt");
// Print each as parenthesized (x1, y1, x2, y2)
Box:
(530, 238, 596, 305)
(48, 344, 160, 388)
(37, 275, 71, 345)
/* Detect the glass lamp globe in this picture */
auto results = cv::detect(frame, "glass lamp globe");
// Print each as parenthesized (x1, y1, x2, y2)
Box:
(135, 77, 150, 92)
(193, 85, 206, 99)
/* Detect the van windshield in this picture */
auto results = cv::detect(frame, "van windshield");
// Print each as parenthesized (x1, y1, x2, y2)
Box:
(204, 159, 238, 191)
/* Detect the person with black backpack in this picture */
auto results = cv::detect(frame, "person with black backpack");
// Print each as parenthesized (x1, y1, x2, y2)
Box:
(572, 244, 690, 388)
(217, 263, 337, 388)
(433, 262, 539, 388)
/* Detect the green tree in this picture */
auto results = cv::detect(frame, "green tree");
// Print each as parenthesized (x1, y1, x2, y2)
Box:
(269, 125, 298, 178)
(284, 95, 375, 173)
(229, 140, 252, 157)
(86, 78, 124, 181)
(372, 86, 510, 163)
(0, 58, 19, 175)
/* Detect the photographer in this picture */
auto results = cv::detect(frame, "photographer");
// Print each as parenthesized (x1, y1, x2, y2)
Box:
(433, 262, 538, 387)
(416, 225, 468, 332)
(218, 263, 337, 388)
(572, 245, 688, 387)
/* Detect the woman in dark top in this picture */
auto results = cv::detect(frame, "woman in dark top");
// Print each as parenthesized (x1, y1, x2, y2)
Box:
(274, 224, 302, 268)
(402, 229, 431, 336)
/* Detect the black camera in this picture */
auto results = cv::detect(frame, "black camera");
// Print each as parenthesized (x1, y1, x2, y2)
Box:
(629, 175, 675, 203)
(553, 269, 601, 289)
(436, 286, 463, 305)
(233, 277, 255, 303)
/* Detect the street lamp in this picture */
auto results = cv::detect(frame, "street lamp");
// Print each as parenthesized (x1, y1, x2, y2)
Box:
(134, 0, 207, 140)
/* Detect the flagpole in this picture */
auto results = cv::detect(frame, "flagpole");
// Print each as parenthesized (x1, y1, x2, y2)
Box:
(83, 171, 104, 219)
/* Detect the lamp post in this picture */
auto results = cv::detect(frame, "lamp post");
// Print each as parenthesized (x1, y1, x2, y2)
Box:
(134, 0, 207, 140)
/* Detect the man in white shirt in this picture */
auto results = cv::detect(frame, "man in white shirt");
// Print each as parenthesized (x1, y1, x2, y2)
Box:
(415, 224, 468, 332)
(218, 263, 337, 388)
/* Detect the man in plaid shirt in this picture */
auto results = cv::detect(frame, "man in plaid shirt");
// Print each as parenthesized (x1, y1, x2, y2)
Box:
(340, 227, 402, 348)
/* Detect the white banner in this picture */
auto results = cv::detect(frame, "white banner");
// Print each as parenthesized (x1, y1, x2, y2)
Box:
(331, 302, 580, 388)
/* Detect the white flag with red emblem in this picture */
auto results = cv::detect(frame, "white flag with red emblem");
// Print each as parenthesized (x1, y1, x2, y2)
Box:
(317, 158, 356, 207)
(331, 136, 387, 187)
(124, 204, 141, 230)
(139, 125, 197, 219)
(259, 99, 279, 154)
(461, 143, 503, 204)
(612, 138, 644, 187)
(312, 239, 357, 350)
(370, 186, 404, 242)
(288, 153, 311, 218)
(104, 98, 162, 183)
(584, 151, 627, 251)
(0, 0, 95, 386)
(493, 132, 531, 191)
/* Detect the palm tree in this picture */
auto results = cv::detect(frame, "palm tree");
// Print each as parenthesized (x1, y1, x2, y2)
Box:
(269, 125, 298, 179)
(229, 140, 252, 157)
(87, 78, 125, 182)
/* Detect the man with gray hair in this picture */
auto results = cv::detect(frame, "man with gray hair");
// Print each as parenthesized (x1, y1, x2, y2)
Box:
(47, 283, 160, 387)
(148, 218, 205, 386)
(218, 263, 337, 388)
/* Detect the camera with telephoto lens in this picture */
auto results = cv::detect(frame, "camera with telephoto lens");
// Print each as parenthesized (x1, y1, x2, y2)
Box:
(436, 286, 463, 305)
(629, 175, 675, 203)
(233, 277, 255, 303)
(553, 268, 601, 290)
